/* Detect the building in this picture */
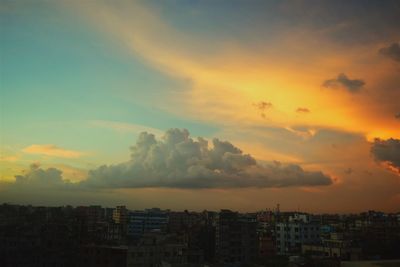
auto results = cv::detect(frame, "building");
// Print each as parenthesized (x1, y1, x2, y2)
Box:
(275, 214, 321, 255)
(113, 206, 128, 225)
(128, 208, 169, 239)
(302, 233, 362, 260)
(215, 210, 258, 264)
(259, 234, 275, 257)
(168, 211, 200, 233)
(127, 232, 188, 267)
(79, 245, 127, 267)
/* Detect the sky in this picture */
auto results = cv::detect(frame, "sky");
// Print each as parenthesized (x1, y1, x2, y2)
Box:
(0, 0, 399, 213)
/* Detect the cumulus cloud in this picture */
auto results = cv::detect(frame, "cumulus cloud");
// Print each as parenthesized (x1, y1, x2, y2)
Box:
(379, 43, 400, 62)
(296, 107, 310, 113)
(323, 73, 365, 93)
(7, 129, 332, 190)
(14, 163, 72, 188)
(81, 128, 332, 189)
(371, 138, 400, 174)
(23, 144, 84, 158)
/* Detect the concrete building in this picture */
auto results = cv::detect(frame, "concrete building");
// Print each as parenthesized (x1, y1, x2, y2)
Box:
(302, 233, 362, 260)
(215, 210, 258, 264)
(128, 208, 169, 239)
(79, 245, 127, 267)
(168, 211, 201, 233)
(259, 234, 275, 257)
(113, 206, 128, 225)
(275, 214, 321, 255)
(127, 232, 188, 267)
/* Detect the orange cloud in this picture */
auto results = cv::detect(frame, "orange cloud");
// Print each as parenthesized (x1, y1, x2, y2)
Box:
(23, 145, 84, 158)
(73, 1, 400, 142)
(0, 155, 19, 162)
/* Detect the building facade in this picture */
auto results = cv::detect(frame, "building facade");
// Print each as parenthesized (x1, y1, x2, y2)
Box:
(275, 214, 321, 255)
(128, 208, 169, 239)
(215, 210, 258, 264)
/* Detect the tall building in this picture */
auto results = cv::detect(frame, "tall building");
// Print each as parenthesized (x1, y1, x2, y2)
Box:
(111, 206, 128, 242)
(215, 210, 258, 264)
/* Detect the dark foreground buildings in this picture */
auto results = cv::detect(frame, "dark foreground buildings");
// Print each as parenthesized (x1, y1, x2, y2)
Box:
(0, 203, 399, 267)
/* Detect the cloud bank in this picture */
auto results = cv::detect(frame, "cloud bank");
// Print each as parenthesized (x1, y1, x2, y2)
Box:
(371, 138, 400, 175)
(323, 73, 365, 93)
(8, 129, 333, 190)
(80, 129, 332, 189)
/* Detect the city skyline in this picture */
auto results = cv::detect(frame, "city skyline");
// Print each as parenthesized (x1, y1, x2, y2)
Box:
(1, 0, 400, 213)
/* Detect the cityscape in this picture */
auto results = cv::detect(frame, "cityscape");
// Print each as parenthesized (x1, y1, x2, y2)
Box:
(1, 203, 399, 267)
(1, 1, 400, 266)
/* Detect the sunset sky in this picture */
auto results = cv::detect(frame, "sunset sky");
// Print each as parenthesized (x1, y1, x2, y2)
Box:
(1, 0, 399, 213)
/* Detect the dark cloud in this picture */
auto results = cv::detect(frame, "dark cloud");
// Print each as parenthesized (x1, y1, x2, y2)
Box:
(371, 138, 400, 174)
(253, 101, 272, 118)
(395, 113, 400, 119)
(296, 107, 310, 113)
(344, 168, 353, 175)
(379, 43, 400, 62)
(81, 129, 332, 189)
(254, 101, 272, 110)
(323, 73, 365, 93)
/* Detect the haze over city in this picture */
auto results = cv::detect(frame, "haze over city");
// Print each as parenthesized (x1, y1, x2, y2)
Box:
(1, 0, 400, 213)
